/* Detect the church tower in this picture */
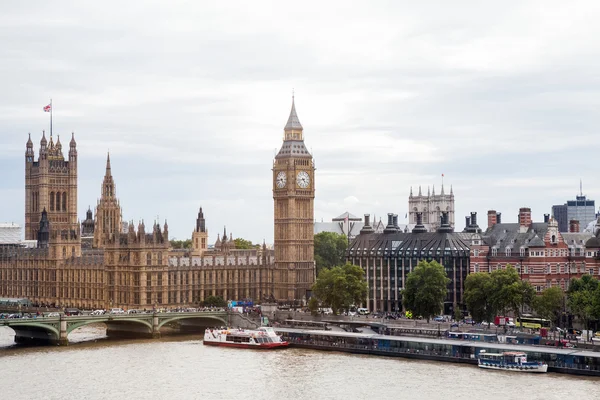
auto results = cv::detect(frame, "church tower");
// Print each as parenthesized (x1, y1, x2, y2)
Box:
(273, 97, 315, 302)
(93, 153, 123, 248)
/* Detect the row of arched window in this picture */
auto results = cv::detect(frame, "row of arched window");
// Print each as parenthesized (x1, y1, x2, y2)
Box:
(50, 191, 68, 212)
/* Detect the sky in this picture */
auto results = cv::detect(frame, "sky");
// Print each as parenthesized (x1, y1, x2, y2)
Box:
(1, 1, 600, 244)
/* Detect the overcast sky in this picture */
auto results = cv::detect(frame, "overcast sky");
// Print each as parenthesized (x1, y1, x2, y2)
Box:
(1, 1, 600, 243)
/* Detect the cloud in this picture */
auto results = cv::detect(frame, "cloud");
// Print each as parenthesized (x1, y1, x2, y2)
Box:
(1, 1, 599, 243)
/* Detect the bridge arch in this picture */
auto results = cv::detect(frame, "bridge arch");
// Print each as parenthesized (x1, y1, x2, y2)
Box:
(4, 322, 60, 338)
(66, 317, 153, 336)
(157, 314, 227, 330)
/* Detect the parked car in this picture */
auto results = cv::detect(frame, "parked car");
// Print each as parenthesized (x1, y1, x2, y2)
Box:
(46, 312, 60, 318)
(90, 310, 105, 316)
(433, 316, 444, 322)
(110, 308, 125, 314)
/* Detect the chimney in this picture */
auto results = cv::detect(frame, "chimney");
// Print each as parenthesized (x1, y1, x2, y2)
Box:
(384, 213, 396, 234)
(487, 210, 497, 228)
(392, 214, 399, 229)
(519, 207, 532, 227)
(497, 212, 502, 224)
(569, 220, 580, 233)
(360, 214, 374, 234)
(470, 212, 477, 227)
(465, 216, 471, 228)
(544, 214, 550, 223)
(412, 212, 427, 233)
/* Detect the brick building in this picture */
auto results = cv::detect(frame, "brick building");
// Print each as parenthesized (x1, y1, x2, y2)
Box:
(470, 208, 600, 293)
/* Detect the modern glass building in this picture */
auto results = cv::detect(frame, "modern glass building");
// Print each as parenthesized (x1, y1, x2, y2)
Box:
(552, 195, 596, 232)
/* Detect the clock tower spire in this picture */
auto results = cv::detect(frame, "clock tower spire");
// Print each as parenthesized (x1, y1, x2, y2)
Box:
(273, 96, 315, 303)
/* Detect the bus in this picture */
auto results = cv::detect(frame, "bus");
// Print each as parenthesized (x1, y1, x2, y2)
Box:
(516, 316, 550, 329)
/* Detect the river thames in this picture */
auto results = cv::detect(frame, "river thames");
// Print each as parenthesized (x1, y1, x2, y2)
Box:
(0, 326, 598, 400)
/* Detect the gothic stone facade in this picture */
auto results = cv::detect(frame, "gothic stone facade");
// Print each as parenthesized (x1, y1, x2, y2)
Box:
(0, 100, 312, 309)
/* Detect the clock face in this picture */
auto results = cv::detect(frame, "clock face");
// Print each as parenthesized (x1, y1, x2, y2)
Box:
(276, 171, 287, 188)
(297, 171, 310, 188)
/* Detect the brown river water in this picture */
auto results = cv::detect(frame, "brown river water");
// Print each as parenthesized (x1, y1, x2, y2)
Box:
(0, 325, 598, 400)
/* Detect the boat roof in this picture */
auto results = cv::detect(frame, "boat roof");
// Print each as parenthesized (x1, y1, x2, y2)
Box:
(274, 328, 600, 359)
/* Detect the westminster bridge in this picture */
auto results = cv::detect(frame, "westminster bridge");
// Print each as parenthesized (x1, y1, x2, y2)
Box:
(0, 311, 258, 345)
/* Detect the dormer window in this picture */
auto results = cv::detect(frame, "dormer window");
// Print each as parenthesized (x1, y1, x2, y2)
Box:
(506, 247, 511, 256)
(520, 247, 526, 257)
(492, 248, 498, 256)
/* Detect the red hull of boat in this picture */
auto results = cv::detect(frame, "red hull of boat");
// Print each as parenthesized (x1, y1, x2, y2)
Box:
(203, 341, 289, 349)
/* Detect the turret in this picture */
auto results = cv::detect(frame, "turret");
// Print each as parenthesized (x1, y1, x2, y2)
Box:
(69, 132, 77, 162)
(25, 133, 34, 161)
(163, 220, 169, 240)
(40, 131, 48, 158)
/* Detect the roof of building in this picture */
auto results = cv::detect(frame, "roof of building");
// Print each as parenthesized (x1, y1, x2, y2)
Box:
(332, 211, 362, 221)
(0, 223, 21, 244)
(348, 230, 472, 259)
(284, 98, 303, 131)
(561, 232, 594, 247)
(483, 222, 550, 252)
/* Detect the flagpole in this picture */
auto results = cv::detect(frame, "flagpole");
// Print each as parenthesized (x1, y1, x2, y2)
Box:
(50, 99, 53, 137)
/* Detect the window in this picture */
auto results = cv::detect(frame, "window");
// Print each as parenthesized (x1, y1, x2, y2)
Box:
(520, 247, 525, 257)
(146, 253, 152, 266)
(551, 235, 556, 244)
(473, 249, 479, 257)
(62, 192, 67, 211)
(50, 192, 55, 211)
(474, 263, 479, 273)
(506, 247, 511, 256)
(56, 192, 61, 212)
(492, 248, 497, 256)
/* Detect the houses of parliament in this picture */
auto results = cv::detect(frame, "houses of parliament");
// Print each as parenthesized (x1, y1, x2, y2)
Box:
(0, 99, 316, 309)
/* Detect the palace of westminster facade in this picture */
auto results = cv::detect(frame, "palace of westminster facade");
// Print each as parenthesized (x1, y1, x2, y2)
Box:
(0, 99, 316, 309)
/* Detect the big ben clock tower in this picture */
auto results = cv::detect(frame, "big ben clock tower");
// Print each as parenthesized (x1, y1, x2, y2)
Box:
(273, 97, 315, 303)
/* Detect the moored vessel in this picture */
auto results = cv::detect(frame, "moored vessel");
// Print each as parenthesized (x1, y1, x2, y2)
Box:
(478, 351, 548, 373)
(203, 327, 289, 349)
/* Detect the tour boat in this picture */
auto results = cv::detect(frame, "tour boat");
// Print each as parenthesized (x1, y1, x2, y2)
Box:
(203, 327, 289, 349)
(478, 351, 548, 373)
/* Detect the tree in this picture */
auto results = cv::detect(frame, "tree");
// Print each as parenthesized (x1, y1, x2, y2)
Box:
(202, 295, 227, 308)
(234, 238, 258, 250)
(464, 272, 496, 324)
(533, 287, 565, 328)
(312, 262, 368, 315)
(402, 260, 450, 322)
(170, 239, 192, 249)
(307, 296, 320, 316)
(489, 265, 535, 327)
(314, 232, 348, 276)
(568, 275, 600, 340)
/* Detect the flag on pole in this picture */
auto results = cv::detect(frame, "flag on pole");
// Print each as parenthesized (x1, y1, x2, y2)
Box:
(43, 104, 52, 112)
(442, 173, 444, 177)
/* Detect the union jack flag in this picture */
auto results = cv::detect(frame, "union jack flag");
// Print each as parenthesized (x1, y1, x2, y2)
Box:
(43, 104, 51, 112)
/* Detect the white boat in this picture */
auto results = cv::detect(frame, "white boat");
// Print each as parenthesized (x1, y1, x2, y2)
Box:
(478, 351, 548, 373)
(203, 327, 289, 349)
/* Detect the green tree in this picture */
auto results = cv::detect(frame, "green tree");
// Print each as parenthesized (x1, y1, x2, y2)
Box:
(489, 265, 535, 327)
(202, 295, 227, 308)
(568, 275, 600, 340)
(464, 272, 496, 324)
(170, 239, 192, 249)
(233, 238, 258, 249)
(533, 287, 565, 327)
(402, 260, 450, 322)
(312, 262, 367, 315)
(314, 232, 348, 276)
(308, 296, 320, 316)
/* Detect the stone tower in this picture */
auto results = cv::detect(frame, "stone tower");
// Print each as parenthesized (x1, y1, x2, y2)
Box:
(408, 184, 455, 231)
(272, 97, 316, 302)
(25, 132, 78, 241)
(191, 207, 208, 256)
(93, 153, 123, 248)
